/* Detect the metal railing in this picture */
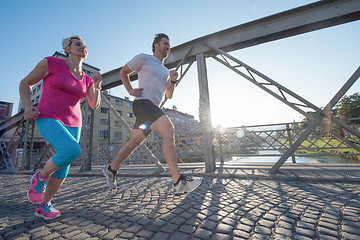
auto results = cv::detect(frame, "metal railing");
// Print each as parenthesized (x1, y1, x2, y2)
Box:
(1, 118, 359, 172)
(92, 120, 360, 165)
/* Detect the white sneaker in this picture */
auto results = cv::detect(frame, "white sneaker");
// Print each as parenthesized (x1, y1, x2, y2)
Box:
(173, 174, 203, 195)
(102, 165, 117, 189)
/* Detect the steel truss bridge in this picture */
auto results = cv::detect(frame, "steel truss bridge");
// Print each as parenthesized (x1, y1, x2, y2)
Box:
(1, 0, 360, 174)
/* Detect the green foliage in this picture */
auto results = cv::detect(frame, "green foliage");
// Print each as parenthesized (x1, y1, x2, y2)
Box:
(335, 92, 360, 124)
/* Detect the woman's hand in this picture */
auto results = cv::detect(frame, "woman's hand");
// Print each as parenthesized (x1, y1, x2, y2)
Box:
(23, 106, 40, 121)
(93, 71, 103, 89)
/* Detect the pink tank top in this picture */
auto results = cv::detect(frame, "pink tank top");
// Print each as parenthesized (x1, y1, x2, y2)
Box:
(36, 57, 94, 127)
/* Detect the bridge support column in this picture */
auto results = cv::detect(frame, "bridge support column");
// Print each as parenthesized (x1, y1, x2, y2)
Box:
(80, 99, 92, 172)
(196, 52, 215, 173)
(21, 120, 35, 170)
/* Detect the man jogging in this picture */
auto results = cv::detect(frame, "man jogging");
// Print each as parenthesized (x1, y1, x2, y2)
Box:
(102, 33, 203, 195)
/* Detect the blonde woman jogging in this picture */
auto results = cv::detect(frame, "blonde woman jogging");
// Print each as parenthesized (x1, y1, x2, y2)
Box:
(19, 35, 102, 220)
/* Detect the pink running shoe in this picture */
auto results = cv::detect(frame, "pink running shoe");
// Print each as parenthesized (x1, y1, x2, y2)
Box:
(35, 202, 61, 220)
(27, 171, 49, 204)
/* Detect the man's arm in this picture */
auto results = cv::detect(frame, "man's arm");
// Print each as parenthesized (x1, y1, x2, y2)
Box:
(120, 64, 143, 97)
(165, 69, 178, 99)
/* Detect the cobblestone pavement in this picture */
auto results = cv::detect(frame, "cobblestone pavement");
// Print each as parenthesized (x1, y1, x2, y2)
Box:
(1, 173, 360, 240)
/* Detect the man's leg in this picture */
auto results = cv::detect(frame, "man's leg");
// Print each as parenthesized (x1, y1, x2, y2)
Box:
(110, 129, 147, 171)
(150, 115, 203, 195)
(150, 115, 180, 183)
(102, 129, 146, 189)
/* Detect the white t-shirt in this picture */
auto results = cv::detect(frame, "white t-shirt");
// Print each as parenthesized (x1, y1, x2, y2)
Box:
(127, 53, 170, 106)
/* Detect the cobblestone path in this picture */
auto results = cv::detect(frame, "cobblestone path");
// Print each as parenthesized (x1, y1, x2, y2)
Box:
(1, 174, 360, 239)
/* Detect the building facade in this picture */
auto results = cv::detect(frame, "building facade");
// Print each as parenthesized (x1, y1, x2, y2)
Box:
(163, 107, 198, 135)
(93, 93, 135, 144)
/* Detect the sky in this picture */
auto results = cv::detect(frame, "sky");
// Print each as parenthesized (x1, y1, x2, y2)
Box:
(1, 0, 359, 128)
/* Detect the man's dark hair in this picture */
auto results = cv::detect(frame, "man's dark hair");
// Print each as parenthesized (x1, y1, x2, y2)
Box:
(152, 33, 169, 53)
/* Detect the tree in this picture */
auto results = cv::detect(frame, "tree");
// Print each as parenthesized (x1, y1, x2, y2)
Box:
(335, 92, 360, 124)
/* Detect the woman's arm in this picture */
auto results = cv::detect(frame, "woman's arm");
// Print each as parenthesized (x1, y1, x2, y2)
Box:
(86, 71, 103, 110)
(19, 58, 49, 121)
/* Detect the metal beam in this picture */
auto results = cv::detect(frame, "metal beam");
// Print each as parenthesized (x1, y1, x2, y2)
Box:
(0, 112, 23, 138)
(165, 0, 360, 68)
(101, 0, 360, 90)
(197, 52, 215, 173)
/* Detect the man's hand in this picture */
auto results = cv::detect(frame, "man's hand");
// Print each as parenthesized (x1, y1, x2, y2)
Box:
(129, 88, 143, 97)
(169, 70, 178, 82)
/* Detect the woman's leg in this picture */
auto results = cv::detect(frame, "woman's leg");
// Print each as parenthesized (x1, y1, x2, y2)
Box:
(37, 119, 81, 177)
(32, 119, 81, 203)
(42, 178, 66, 203)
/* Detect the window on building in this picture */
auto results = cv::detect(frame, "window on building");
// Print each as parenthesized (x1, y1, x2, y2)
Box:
(116, 99, 123, 106)
(101, 107, 109, 114)
(127, 112, 133, 118)
(116, 110, 122, 116)
(100, 131, 109, 138)
(127, 102, 132, 108)
(100, 119, 109, 125)
(115, 120, 122, 127)
(114, 131, 122, 139)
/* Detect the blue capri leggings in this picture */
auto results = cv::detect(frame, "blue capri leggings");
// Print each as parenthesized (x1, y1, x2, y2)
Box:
(36, 119, 81, 179)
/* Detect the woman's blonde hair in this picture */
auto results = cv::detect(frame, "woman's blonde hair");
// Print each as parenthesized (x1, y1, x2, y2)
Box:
(62, 35, 84, 57)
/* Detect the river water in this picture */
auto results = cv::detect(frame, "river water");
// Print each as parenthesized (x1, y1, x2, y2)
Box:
(224, 150, 360, 164)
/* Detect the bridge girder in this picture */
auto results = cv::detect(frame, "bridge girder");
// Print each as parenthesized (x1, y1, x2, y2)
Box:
(101, 0, 360, 89)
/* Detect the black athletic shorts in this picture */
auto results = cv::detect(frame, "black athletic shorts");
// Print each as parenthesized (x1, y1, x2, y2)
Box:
(132, 99, 165, 137)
